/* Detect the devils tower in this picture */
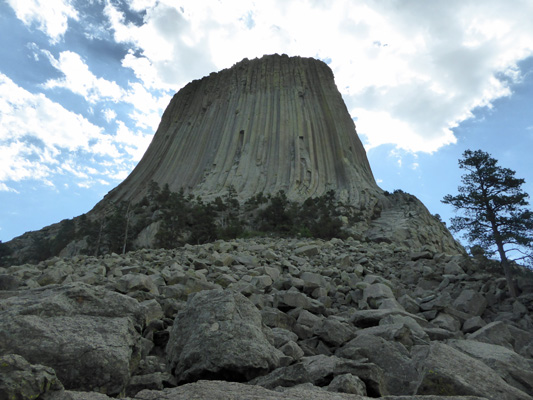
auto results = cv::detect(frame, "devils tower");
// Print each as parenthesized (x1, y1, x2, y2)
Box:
(4, 54, 463, 262)
(105, 54, 380, 206)
(96, 53, 460, 254)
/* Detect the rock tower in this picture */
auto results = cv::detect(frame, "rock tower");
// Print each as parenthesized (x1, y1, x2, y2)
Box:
(4, 54, 464, 260)
(105, 54, 380, 206)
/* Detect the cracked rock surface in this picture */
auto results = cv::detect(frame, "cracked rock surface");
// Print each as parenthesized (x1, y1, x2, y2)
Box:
(1, 236, 532, 399)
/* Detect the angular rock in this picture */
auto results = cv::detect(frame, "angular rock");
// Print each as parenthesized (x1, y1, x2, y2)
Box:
(449, 339, 533, 396)
(431, 312, 461, 332)
(135, 380, 376, 400)
(363, 283, 395, 309)
(280, 341, 305, 361)
(0, 283, 144, 396)
(166, 289, 283, 383)
(467, 321, 514, 349)
(461, 316, 486, 334)
(250, 354, 387, 397)
(327, 373, 367, 395)
(0, 274, 21, 290)
(452, 289, 487, 317)
(414, 342, 530, 399)
(274, 288, 312, 310)
(314, 316, 357, 347)
(116, 273, 159, 295)
(337, 334, 418, 395)
(351, 309, 426, 329)
(294, 245, 320, 257)
(0, 353, 63, 400)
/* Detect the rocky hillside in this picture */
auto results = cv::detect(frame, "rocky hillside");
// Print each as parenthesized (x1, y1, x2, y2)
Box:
(1, 236, 532, 399)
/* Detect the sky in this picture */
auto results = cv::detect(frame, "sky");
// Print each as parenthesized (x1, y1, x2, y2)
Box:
(1, 0, 533, 245)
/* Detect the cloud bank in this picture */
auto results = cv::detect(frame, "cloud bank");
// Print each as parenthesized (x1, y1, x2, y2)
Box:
(2, 0, 533, 192)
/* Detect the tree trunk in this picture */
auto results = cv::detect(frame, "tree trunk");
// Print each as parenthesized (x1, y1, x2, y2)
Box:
(95, 217, 105, 257)
(486, 203, 518, 298)
(496, 242, 518, 298)
(122, 202, 131, 255)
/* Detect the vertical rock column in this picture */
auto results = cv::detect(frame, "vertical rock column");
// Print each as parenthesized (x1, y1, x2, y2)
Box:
(106, 54, 381, 207)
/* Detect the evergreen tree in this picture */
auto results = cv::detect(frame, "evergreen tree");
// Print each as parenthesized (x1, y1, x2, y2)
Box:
(218, 185, 244, 239)
(188, 200, 218, 244)
(442, 149, 533, 297)
(0, 241, 12, 266)
(50, 219, 76, 255)
(76, 214, 99, 255)
(104, 202, 130, 254)
(156, 189, 189, 248)
(258, 191, 293, 233)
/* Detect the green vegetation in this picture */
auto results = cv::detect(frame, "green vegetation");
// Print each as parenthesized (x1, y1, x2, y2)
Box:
(0, 240, 12, 266)
(443, 149, 533, 297)
(21, 182, 358, 262)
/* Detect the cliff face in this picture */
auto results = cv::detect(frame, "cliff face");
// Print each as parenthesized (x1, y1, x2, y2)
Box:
(105, 54, 380, 205)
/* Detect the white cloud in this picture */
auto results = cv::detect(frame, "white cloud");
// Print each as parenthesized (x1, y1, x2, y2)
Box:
(114, 121, 152, 161)
(123, 82, 171, 131)
(43, 51, 124, 103)
(103, 109, 117, 122)
(0, 74, 125, 185)
(5, 0, 533, 195)
(103, 0, 533, 154)
(6, 0, 78, 43)
(0, 182, 19, 193)
(0, 74, 104, 153)
(104, 1, 216, 90)
(41, 48, 169, 133)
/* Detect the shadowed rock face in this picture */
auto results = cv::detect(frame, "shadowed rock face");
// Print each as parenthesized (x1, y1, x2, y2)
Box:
(4, 54, 465, 261)
(105, 54, 380, 205)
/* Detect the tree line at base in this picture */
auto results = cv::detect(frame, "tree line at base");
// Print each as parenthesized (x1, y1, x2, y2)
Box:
(4, 184, 361, 265)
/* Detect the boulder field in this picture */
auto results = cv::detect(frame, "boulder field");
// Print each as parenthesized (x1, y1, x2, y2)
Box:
(1, 237, 532, 399)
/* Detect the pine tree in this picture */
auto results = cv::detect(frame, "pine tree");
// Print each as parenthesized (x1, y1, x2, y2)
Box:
(442, 149, 533, 297)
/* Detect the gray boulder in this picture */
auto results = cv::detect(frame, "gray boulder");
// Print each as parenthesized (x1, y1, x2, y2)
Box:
(327, 373, 367, 395)
(250, 354, 387, 397)
(0, 353, 63, 400)
(351, 309, 426, 329)
(461, 316, 486, 334)
(452, 289, 487, 317)
(135, 380, 491, 399)
(135, 380, 374, 399)
(449, 339, 533, 395)
(0, 274, 21, 290)
(115, 273, 159, 295)
(413, 342, 530, 399)
(337, 334, 418, 395)
(363, 283, 395, 309)
(314, 316, 357, 347)
(166, 288, 283, 383)
(467, 321, 514, 349)
(0, 283, 144, 396)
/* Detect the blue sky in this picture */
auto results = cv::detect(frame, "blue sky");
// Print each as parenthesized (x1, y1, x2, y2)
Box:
(1, 0, 533, 244)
